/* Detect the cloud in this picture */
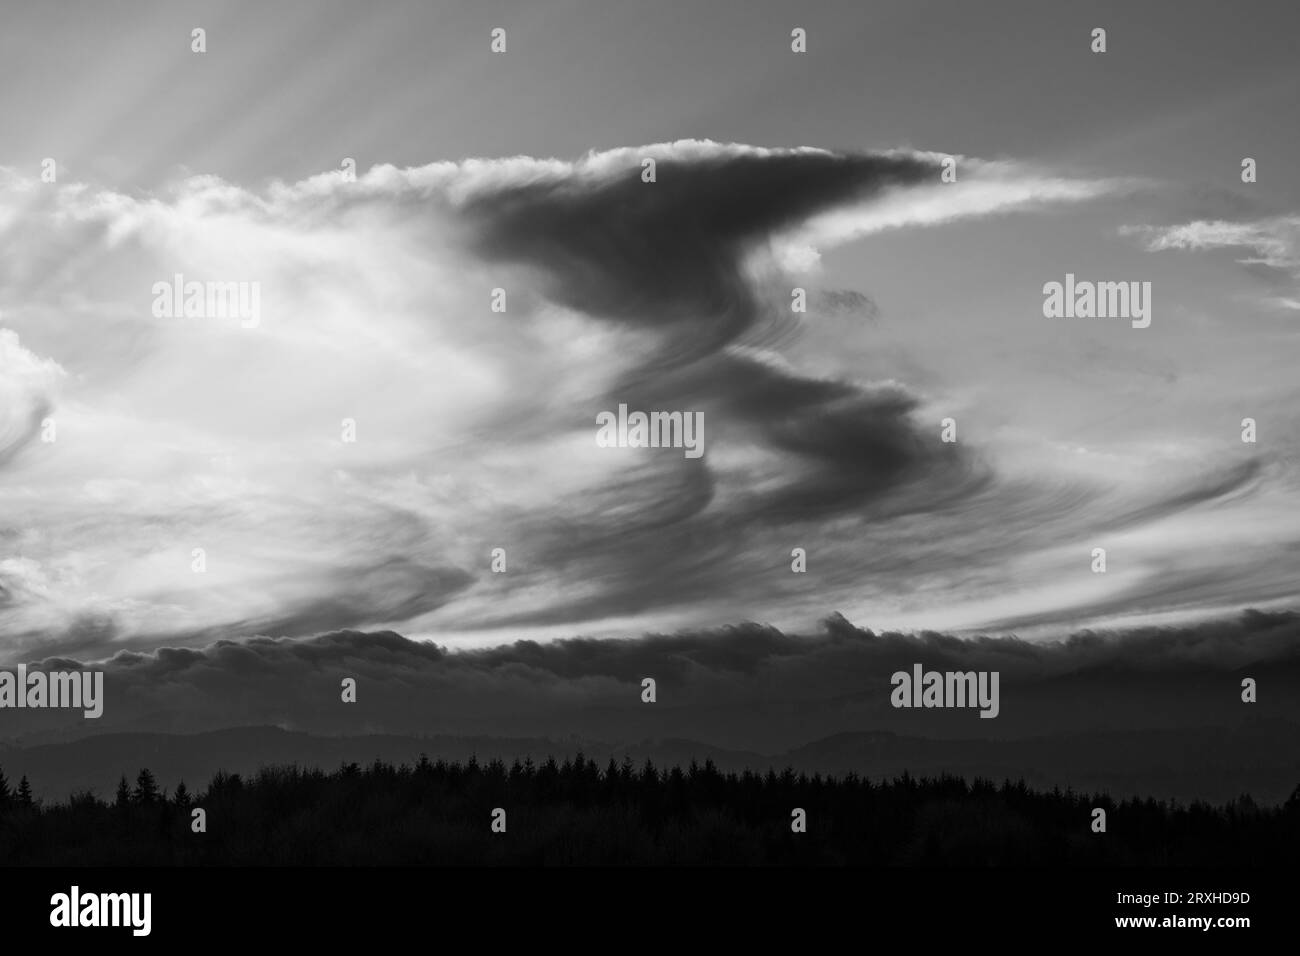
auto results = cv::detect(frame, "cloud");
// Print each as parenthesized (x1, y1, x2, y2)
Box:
(1127, 215, 1300, 275)
(458, 144, 938, 347)
(816, 289, 879, 320)
(1125, 215, 1300, 313)
(0, 329, 63, 467)
(775, 154, 1132, 271)
(5, 610, 1298, 752)
(0, 143, 1211, 657)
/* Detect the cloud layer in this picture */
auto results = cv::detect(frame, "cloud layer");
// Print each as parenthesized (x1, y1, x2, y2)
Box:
(0, 141, 1292, 659)
(5, 610, 1298, 751)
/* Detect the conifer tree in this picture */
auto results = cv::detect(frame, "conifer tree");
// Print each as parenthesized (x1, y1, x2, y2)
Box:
(133, 767, 159, 804)
(114, 774, 131, 808)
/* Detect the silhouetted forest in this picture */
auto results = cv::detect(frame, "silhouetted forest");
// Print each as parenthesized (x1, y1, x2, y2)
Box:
(1, 756, 1297, 865)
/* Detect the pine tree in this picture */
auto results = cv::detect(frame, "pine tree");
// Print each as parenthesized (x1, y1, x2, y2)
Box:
(133, 767, 159, 804)
(0, 765, 10, 807)
(16, 775, 33, 807)
(1286, 784, 1300, 814)
(114, 774, 131, 808)
(173, 780, 191, 808)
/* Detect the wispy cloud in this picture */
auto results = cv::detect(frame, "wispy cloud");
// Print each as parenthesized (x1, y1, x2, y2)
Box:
(1127, 216, 1300, 273)
(1125, 214, 1300, 312)
(1, 142, 1278, 658)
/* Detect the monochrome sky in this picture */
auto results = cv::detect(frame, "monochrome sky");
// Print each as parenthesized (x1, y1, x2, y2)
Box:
(3, 0, 1300, 669)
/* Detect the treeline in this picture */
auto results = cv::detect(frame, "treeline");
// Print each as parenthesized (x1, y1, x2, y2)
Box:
(1, 756, 1297, 865)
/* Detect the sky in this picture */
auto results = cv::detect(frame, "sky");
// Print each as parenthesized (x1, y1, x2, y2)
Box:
(3, 0, 1300, 669)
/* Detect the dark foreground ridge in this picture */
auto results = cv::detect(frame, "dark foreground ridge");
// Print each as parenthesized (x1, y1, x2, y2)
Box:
(2, 755, 1298, 865)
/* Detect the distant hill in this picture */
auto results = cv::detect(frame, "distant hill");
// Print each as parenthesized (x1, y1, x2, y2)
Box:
(3, 720, 1297, 806)
(782, 723, 1300, 804)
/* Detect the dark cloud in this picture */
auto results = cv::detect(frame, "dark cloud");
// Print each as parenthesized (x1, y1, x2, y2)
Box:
(7, 610, 1298, 753)
(816, 288, 879, 320)
(456, 345, 991, 632)
(399, 145, 986, 631)
(462, 149, 936, 349)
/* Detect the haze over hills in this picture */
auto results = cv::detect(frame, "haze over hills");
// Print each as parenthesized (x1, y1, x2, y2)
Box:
(4, 721, 1296, 807)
